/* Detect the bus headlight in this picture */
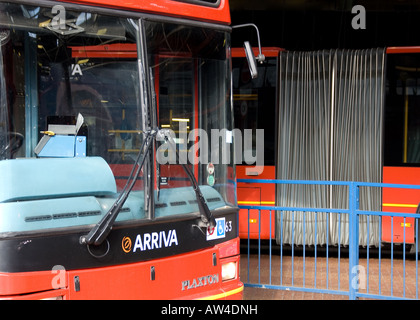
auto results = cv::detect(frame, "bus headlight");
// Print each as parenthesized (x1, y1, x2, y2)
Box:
(221, 262, 237, 281)
(41, 296, 63, 300)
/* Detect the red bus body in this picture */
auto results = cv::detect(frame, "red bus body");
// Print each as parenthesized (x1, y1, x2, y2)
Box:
(0, 0, 242, 300)
(382, 167, 420, 243)
(67, 0, 231, 25)
(0, 238, 242, 300)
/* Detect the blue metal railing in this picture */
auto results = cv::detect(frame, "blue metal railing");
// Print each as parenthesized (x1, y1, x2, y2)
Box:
(238, 179, 420, 300)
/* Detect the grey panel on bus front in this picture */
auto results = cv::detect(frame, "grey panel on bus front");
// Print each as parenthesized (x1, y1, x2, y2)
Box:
(0, 186, 225, 233)
(155, 186, 225, 218)
(0, 157, 117, 203)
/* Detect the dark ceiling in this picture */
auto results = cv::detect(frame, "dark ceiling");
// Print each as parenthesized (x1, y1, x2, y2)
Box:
(229, 0, 420, 50)
(229, 0, 420, 12)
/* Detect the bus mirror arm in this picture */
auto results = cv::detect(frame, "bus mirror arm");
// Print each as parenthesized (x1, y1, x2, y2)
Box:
(232, 23, 265, 79)
(80, 129, 157, 247)
(158, 129, 216, 230)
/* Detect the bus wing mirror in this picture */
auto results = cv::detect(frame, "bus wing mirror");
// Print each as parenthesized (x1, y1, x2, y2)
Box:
(232, 23, 265, 79)
(244, 41, 258, 79)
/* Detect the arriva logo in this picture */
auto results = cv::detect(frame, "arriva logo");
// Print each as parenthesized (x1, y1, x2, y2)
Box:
(122, 230, 179, 253)
(122, 236, 132, 253)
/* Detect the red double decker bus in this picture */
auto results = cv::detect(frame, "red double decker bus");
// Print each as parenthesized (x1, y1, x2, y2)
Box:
(0, 0, 243, 299)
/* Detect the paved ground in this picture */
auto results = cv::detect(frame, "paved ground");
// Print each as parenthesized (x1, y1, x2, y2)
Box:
(240, 251, 419, 300)
(243, 287, 347, 300)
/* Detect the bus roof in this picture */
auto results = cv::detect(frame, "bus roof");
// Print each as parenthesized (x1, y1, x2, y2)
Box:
(62, 0, 231, 25)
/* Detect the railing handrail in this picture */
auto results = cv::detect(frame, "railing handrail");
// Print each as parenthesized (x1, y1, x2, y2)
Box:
(238, 178, 420, 300)
(237, 178, 420, 190)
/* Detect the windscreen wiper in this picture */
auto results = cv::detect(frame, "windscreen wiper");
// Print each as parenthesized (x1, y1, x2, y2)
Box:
(80, 129, 157, 246)
(80, 127, 215, 247)
(157, 129, 216, 229)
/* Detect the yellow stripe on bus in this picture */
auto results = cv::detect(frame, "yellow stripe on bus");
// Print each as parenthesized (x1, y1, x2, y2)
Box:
(197, 286, 244, 300)
(240, 202, 418, 208)
(237, 201, 275, 205)
(382, 203, 418, 208)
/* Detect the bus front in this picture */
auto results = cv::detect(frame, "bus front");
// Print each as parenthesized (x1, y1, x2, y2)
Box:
(0, 0, 242, 299)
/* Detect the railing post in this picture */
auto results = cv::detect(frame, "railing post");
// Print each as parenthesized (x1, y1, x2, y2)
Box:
(348, 181, 359, 300)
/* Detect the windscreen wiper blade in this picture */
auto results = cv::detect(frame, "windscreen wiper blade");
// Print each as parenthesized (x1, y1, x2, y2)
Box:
(158, 129, 216, 229)
(80, 129, 157, 246)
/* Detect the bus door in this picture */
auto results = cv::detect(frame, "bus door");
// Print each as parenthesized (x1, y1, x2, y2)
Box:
(383, 47, 420, 244)
(232, 47, 283, 239)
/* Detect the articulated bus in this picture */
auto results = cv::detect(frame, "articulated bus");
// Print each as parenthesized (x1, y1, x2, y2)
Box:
(0, 0, 244, 299)
(233, 46, 420, 247)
